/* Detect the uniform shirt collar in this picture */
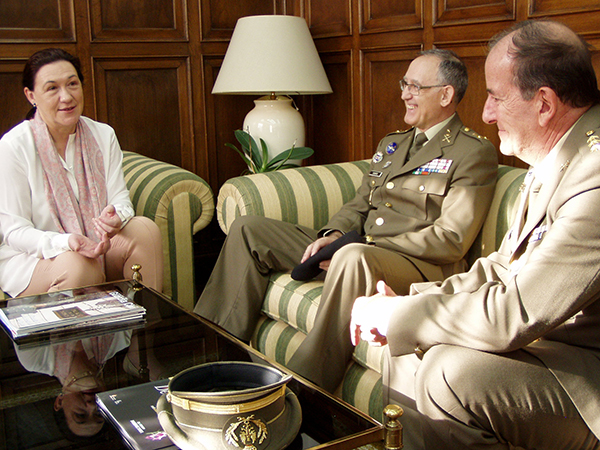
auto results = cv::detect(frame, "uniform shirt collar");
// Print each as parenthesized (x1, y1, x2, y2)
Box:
(417, 113, 455, 145)
(532, 120, 576, 185)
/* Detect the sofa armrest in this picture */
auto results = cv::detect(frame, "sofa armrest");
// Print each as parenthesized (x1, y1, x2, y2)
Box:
(217, 160, 369, 235)
(122, 151, 215, 310)
(466, 164, 527, 265)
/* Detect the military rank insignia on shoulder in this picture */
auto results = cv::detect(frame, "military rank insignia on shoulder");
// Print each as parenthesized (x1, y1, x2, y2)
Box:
(461, 126, 489, 141)
(586, 130, 600, 152)
(385, 128, 414, 137)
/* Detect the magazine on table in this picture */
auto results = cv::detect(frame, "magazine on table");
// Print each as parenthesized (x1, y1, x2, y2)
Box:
(0, 289, 146, 341)
(11, 316, 146, 349)
(96, 379, 176, 450)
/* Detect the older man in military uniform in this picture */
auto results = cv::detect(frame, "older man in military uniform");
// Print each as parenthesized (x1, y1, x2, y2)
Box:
(195, 49, 498, 392)
(352, 21, 600, 449)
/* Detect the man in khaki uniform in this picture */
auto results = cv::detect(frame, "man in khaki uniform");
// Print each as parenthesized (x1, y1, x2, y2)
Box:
(352, 20, 600, 449)
(195, 49, 498, 392)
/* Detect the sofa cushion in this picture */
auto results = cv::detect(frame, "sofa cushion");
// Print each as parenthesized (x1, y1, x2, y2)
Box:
(217, 161, 370, 234)
(262, 273, 322, 335)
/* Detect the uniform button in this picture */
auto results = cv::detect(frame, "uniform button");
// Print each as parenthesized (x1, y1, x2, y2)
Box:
(375, 217, 384, 226)
(419, 185, 425, 192)
(385, 202, 392, 208)
(386, 182, 395, 189)
(365, 235, 374, 243)
(370, 179, 376, 186)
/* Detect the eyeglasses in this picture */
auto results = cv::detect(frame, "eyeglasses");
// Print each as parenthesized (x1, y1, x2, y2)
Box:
(399, 79, 447, 96)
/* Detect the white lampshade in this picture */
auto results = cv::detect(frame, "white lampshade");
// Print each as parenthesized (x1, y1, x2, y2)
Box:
(212, 15, 332, 95)
(212, 15, 332, 167)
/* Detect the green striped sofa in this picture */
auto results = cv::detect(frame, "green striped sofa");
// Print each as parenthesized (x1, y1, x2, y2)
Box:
(0, 151, 214, 311)
(216, 161, 527, 421)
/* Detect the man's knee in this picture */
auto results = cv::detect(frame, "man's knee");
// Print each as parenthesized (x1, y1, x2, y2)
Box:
(330, 243, 373, 268)
(416, 345, 475, 407)
(228, 215, 270, 240)
(416, 344, 512, 423)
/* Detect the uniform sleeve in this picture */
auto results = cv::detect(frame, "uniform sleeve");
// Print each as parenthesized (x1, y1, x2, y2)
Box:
(386, 162, 600, 357)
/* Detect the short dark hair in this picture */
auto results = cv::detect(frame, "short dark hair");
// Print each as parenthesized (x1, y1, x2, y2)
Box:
(489, 20, 600, 108)
(421, 49, 468, 104)
(22, 48, 84, 119)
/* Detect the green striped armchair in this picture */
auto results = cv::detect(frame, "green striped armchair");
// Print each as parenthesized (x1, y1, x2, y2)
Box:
(1, 151, 214, 311)
(216, 161, 527, 420)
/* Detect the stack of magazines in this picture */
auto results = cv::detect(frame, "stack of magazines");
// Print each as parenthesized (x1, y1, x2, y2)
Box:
(0, 289, 146, 342)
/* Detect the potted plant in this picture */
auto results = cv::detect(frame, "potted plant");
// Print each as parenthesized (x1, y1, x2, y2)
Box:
(226, 129, 314, 174)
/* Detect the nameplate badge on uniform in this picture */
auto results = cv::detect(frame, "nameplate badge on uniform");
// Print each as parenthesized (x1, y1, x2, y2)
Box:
(529, 224, 548, 243)
(412, 158, 453, 175)
(372, 151, 384, 164)
(369, 170, 383, 177)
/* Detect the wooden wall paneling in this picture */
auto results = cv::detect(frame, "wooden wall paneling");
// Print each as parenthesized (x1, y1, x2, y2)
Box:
(434, 0, 515, 26)
(359, 0, 422, 34)
(93, 57, 193, 169)
(0, 61, 32, 137)
(89, 0, 188, 41)
(305, 0, 352, 37)
(202, 56, 257, 189)
(308, 50, 355, 163)
(0, 0, 75, 42)
(199, 0, 278, 41)
(432, 20, 514, 45)
(362, 48, 421, 160)
(529, 0, 600, 16)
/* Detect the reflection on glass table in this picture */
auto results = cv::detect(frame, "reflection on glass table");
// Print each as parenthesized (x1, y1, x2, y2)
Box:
(0, 281, 384, 450)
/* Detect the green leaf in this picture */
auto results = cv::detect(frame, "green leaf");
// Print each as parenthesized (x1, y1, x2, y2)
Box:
(267, 147, 314, 169)
(234, 130, 262, 168)
(227, 130, 314, 173)
(260, 138, 270, 171)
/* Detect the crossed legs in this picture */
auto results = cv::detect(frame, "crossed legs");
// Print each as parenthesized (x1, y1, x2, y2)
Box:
(19, 216, 162, 296)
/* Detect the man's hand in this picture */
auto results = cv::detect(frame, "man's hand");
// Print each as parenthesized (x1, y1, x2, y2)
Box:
(68, 232, 110, 259)
(92, 205, 122, 239)
(301, 231, 343, 271)
(350, 280, 398, 347)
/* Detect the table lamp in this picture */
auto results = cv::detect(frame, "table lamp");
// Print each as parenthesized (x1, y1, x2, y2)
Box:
(212, 15, 332, 164)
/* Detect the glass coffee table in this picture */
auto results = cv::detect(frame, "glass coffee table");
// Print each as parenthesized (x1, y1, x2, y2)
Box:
(0, 281, 385, 449)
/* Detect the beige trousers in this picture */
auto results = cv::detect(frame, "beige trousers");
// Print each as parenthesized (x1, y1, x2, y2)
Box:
(195, 215, 425, 392)
(384, 344, 600, 449)
(19, 216, 163, 296)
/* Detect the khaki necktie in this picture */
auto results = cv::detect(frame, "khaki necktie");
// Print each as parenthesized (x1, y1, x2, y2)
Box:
(528, 177, 543, 209)
(408, 132, 428, 161)
(511, 170, 538, 253)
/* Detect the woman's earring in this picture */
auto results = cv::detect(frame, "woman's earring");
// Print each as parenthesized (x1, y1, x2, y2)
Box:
(33, 103, 37, 108)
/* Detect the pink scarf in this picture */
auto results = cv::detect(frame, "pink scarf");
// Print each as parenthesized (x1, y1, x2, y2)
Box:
(30, 111, 108, 245)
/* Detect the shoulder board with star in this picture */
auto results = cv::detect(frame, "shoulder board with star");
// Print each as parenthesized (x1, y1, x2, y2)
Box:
(385, 127, 414, 137)
(459, 126, 489, 142)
